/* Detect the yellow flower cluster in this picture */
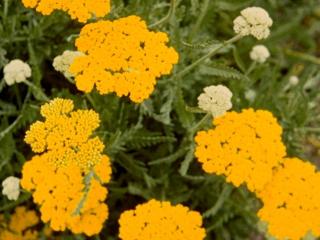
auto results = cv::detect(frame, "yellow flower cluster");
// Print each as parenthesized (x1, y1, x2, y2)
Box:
(195, 108, 286, 192)
(258, 158, 320, 240)
(21, 0, 110, 22)
(25, 98, 103, 172)
(69, 15, 179, 103)
(21, 155, 112, 236)
(22, 98, 112, 236)
(0, 206, 39, 240)
(118, 199, 206, 240)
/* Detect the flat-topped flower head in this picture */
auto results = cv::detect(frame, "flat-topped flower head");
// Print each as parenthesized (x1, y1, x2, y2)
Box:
(197, 85, 232, 117)
(21, 155, 111, 236)
(250, 45, 270, 63)
(0, 206, 39, 240)
(119, 199, 206, 240)
(234, 7, 273, 40)
(53, 50, 84, 78)
(24, 98, 103, 171)
(257, 158, 320, 240)
(69, 15, 179, 103)
(21, 0, 110, 22)
(195, 108, 286, 192)
(3, 59, 31, 85)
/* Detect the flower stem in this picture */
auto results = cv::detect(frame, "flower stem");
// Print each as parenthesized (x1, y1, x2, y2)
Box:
(73, 171, 94, 216)
(23, 80, 49, 101)
(175, 34, 243, 79)
(149, 0, 176, 28)
(189, 113, 211, 134)
(203, 184, 233, 218)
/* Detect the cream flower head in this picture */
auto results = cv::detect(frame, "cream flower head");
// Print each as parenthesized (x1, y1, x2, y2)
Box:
(233, 7, 273, 40)
(53, 50, 84, 78)
(3, 59, 32, 85)
(2, 176, 20, 201)
(289, 75, 299, 86)
(197, 85, 233, 117)
(250, 45, 270, 63)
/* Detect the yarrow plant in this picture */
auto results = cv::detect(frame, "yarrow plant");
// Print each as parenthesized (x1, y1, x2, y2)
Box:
(24, 98, 104, 171)
(250, 45, 270, 63)
(118, 199, 206, 240)
(2, 1, 320, 239)
(195, 109, 286, 192)
(69, 16, 179, 103)
(21, 0, 111, 22)
(21, 98, 112, 235)
(197, 85, 233, 117)
(53, 50, 84, 78)
(1, 176, 20, 201)
(258, 158, 320, 240)
(0, 207, 40, 239)
(233, 7, 273, 40)
(3, 59, 31, 85)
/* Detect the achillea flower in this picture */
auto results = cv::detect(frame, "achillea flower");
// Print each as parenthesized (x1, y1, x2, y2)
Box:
(3, 59, 31, 85)
(53, 50, 84, 78)
(24, 98, 103, 171)
(233, 7, 273, 40)
(69, 16, 179, 103)
(0, 206, 39, 240)
(289, 75, 299, 86)
(257, 158, 320, 240)
(21, 155, 112, 236)
(21, 0, 110, 22)
(194, 109, 286, 192)
(197, 85, 232, 117)
(119, 199, 206, 240)
(250, 45, 270, 63)
(2, 176, 20, 201)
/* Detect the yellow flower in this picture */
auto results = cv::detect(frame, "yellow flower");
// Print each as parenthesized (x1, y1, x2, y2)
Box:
(257, 158, 320, 240)
(194, 108, 286, 192)
(0, 206, 39, 240)
(25, 98, 103, 171)
(69, 15, 179, 103)
(21, 0, 110, 22)
(118, 199, 206, 240)
(21, 155, 112, 236)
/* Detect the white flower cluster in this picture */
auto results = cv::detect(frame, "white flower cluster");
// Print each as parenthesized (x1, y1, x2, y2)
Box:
(2, 176, 20, 201)
(233, 7, 273, 40)
(289, 75, 299, 86)
(250, 45, 270, 63)
(53, 50, 84, 78)
(198, 85, 233, 117)
(3, 59, 32, 85)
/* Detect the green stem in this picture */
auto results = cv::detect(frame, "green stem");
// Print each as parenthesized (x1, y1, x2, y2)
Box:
(189, 113, 211, 134)
(23, 80, 49, 101)
(175, 34, 243, 79)
(0, 115, 22, 141)
(285, 48, 320, 65)
(188, 0, 210, 41)
(149, 0, 176, 28)
(0, 193, 31, 212)
(3, 0, 9, 19)
(203, 184, 233, 218)
(245, 61, 257, 76)
(73, 171, 94, 216)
